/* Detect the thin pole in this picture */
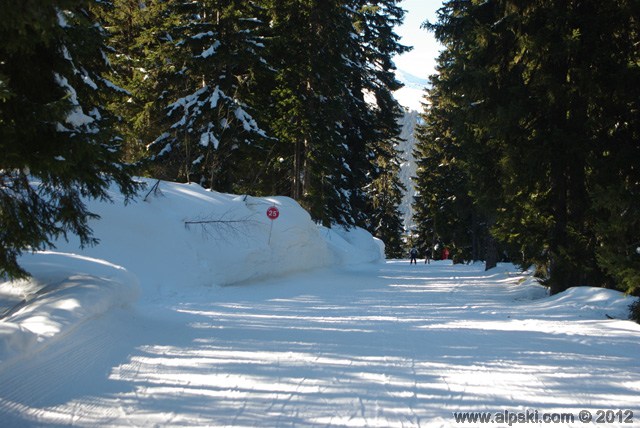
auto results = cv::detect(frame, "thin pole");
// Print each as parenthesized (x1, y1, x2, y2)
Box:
(268, 219, 274, 245)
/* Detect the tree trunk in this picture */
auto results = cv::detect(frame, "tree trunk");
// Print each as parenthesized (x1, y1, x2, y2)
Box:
(471, 211, 481, 262)
(485, 234, 498, 271)
(292, 138, 304, 200)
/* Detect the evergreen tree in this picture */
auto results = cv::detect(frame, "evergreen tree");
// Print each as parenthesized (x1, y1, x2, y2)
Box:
(140, 0, 268, 191)
(420, 0, 640, 293)
(412, 76, 488, 264)
(99, 0, 410, 256)
(413, 0, 499, 264)
(255, 0, 354, 226)
(367, 151, 406, 258)
(255, 0, 408, 236)
(584, 0, 640, 294)
(97, 0, 179, 163)
(0, 0, 139, 278)
(346, 0, 409, 256)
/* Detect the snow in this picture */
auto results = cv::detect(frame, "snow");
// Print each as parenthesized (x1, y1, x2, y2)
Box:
(56, 10, 69, 28)
(192, 31, 214, 40)
(209, 85, 220, 108)
(200, 41, 221, 58)
(99, 76, 129, 94)
(80, 69, 98, 90)
(199, 129, 219, 149)
(1, 179, 639, 427)
(394, 69, 428, 111)
(53, 74, 97, 130)
(0, 252, 138, 366)
(234, 106, 266, 136)
(396, 109, 421, 232)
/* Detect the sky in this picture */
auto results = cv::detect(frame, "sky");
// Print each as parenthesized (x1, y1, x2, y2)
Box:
(393, 0, 443, 80)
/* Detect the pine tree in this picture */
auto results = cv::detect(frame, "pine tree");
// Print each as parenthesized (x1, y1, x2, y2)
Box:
(413, 0, 500, 265)
(256, 1, 407, 248)
(254, 0, 351, 226)
(0, 0, 139, 278)
(422, 0, 640, 293)
(99, 0, 410, 255)
(583, 0, 640, 295)
(139, 0, 269, 191)
(96, 0, 178, 163)
(367, 150, 406, 258)
(412, 74, 487, 264)
(345, 0, 409, 255)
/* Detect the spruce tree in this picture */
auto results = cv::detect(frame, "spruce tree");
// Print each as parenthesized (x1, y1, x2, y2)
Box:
(421, 0, 640, 293)
(345, 0, 409, 255)
(0, 0, 139, 278)
(258, 1, 408, 228)
(96, 0, 177, 163)
(412, 75, 488, 264)
(255, 0, 353, 226)
(99, 0, 410, 256)
(141, 0, 268, 191)
(583, 0, 640, 294)
(367, 151, 406, 258)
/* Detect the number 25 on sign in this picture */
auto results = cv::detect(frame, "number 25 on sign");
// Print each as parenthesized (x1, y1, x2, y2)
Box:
(267, 205, 279, 244)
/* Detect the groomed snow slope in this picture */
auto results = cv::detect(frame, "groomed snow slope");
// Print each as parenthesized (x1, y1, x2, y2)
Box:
(1, 262, 638, 427)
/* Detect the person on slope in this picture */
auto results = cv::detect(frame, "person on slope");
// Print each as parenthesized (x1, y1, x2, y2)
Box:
(409, 247, 418, 265)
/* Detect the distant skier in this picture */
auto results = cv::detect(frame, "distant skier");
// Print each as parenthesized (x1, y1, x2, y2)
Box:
(409, 247, 418, 264)
(425, 248, 431, 264)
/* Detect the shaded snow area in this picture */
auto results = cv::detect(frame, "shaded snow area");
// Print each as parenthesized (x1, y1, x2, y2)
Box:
(1, 179, 639, 427)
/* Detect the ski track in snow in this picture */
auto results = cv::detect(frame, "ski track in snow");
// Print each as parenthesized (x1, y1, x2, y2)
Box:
(1, 261, 639, 427)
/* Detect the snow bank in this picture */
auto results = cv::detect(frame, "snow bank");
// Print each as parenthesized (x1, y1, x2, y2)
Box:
(47, 179, 381, 289)
(531, 286, 635, 320)
(320, 225, 385, 265)
(491, 265, 634, 319)
(0, 178, 382, 363)
(0, 252, 137, 365)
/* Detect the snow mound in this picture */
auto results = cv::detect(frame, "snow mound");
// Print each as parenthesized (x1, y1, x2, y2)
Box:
(320, 225, 385, 265)
(1, 178, 383, 363)
(0, 252, 138, 365)
(50, 178, 382, 290)
(532, 286, 634, 320)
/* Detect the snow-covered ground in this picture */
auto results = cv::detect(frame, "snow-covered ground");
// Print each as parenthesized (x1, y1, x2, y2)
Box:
(1, 179, 639, 427)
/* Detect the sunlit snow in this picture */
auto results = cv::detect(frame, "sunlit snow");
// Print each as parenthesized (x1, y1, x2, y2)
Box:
(0, 179, 638, 427)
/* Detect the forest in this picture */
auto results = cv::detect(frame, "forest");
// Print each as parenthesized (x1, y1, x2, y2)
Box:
(0, 0, 408, 279)
(413, 0, 640, 298)
(1, 0, 639, 305)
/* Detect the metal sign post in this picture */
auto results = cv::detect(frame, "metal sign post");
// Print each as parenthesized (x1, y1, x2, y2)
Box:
(266, 206, 279, 244)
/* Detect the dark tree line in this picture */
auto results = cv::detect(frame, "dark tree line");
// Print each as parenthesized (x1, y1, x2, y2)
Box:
(0, 0, 140, 278)
(413, 0, 640, 295)
(1, 0, 409, 278)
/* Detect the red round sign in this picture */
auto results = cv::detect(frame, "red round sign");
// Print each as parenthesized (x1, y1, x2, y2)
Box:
(266, 206, 280, 220)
